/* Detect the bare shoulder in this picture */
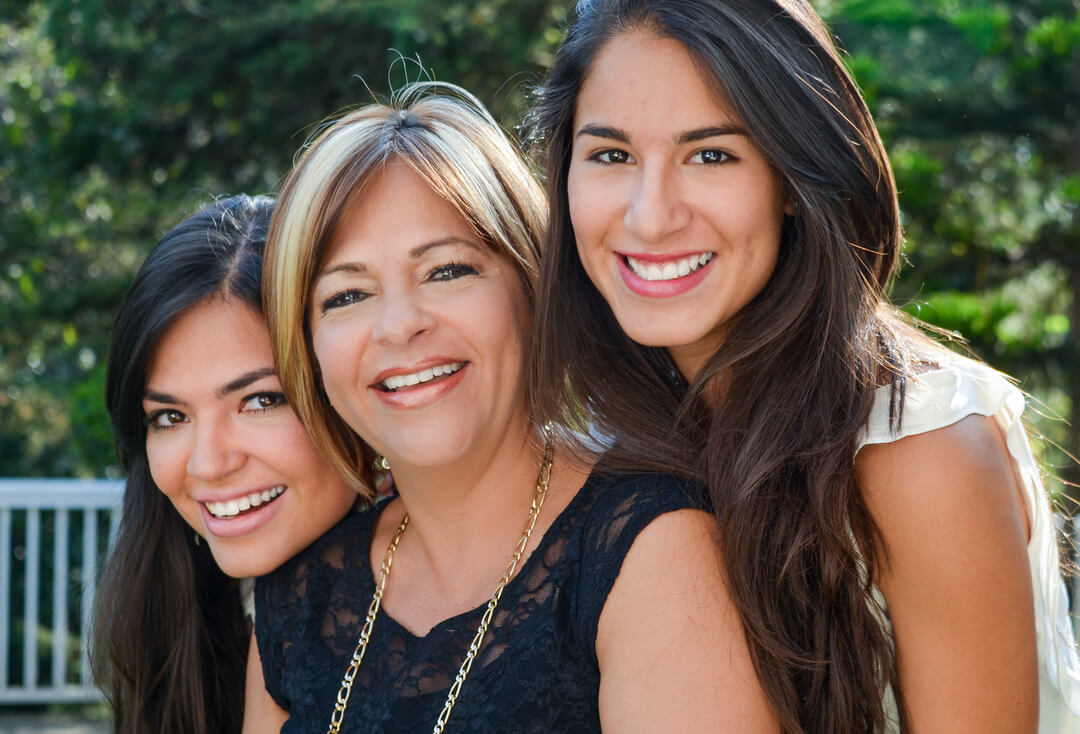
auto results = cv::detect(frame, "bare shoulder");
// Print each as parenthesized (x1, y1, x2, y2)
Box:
(855, 414, 1038, 731)
(855, 412, 1030, 552)
(596, 508, 778, 733)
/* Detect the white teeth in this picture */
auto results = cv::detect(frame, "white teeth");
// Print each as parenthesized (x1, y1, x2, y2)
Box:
(381, 362, 464, 391)
(206, 485, 285, 518)
(625, 252, 714, 282)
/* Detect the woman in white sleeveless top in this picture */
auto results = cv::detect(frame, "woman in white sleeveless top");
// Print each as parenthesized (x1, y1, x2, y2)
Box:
(529, 0, 1080, 730)
(862, 358, 1080, 732)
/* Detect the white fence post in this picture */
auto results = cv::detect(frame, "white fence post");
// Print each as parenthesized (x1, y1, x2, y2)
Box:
(0, 479, 123, 705)
(0, 508, 10, 692)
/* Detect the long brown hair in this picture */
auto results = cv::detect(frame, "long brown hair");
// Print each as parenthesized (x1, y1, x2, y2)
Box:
(94, 195, 273, 734)
(530, 1, 922, 730)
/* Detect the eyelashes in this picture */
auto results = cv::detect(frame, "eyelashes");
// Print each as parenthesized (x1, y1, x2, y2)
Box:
(427, 262, 478, 281)
(319, 261, 480, 313)
(144, 408, 187, 432)
(321, 288, 370, 312)
(241, 391, 287, 414)
(687, 149, 734, 165)
(143, 391, 287, 433)
(589, 149, 634, 165)
(585, 148, 736, 166)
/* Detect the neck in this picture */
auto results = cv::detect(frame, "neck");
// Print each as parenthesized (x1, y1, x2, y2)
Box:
(388, 419, 544, 588)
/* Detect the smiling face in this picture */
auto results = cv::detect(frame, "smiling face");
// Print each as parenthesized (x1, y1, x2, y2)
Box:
(308, 160, 531, 476)
(567, 29, 791, 378)
(143, 298, 356, 578)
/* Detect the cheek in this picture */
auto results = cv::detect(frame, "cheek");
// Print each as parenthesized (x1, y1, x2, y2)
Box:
(710, 188, 784, 254)
(474, 286, 529, 388)
(311, 323, 357, 392)
(266, 421, 325, 473)
(567, 166, 602, 247)
(146, 437, 183, 499)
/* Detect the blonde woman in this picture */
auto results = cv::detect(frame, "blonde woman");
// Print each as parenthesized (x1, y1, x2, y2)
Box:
(243, 82, 776, 733)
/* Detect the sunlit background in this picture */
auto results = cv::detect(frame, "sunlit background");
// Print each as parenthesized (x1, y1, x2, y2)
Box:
(0, 0, 1077, 724)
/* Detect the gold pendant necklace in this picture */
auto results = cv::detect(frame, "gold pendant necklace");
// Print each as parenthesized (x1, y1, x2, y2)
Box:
(327, 441, 554, 734)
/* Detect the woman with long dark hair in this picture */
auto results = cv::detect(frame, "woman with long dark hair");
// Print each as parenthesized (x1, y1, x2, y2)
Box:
(530, 1, 1080, 731)
(93, 195, 357, 734)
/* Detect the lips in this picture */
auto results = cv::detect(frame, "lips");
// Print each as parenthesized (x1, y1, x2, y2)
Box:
(376, 361, 465, 392)
(623, 252, 713, 281)
(204, 485, 285, 518)
(616, 250, 716, 297)
(370, 360, 469, 410)
(198, 483, 290, 539)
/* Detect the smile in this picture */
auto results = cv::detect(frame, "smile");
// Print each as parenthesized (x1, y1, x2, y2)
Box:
(378, 362, 464, 392)
(205, 485, 285, 519)
(624, 252, 714, 282)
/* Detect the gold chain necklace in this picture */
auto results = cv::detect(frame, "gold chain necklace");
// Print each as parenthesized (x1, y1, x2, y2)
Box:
(327, 441, 554, 734)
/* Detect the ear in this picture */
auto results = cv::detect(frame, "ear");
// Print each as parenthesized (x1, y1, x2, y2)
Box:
(780, 180, 797, 217)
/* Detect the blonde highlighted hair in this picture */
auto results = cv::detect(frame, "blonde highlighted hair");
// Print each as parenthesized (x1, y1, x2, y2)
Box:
(264, 81, 546, 493)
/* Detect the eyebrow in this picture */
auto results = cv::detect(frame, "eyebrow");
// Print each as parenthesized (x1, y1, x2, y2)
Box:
(317, 237, 483, 279)
(217, 367, 277, 398)
(575, 124, 630, 143)
(143, 390, 183, 406)
(143, 367, 277, 405)
(676, 125, 747, 144)
(575, 123, 748, 145)
(409, 237, 483, 259)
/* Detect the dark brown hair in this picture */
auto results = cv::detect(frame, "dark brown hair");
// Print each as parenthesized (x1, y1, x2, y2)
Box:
(529, 1, 924, 730)
(94, 195, 274, 734)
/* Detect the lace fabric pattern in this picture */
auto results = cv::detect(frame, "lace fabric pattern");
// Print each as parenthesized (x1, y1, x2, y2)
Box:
(255, 471, 703, 734)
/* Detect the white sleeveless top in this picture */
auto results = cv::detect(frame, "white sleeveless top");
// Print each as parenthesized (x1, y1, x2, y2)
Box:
(857, 359, 1080, 732)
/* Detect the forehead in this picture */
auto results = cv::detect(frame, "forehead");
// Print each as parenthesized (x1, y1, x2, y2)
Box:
(323, 161, 478, 264)
(575, 29, 738, 131)
(147, 299, 271, 384)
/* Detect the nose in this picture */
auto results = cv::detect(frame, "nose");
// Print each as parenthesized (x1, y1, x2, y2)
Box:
(186, 414, 245, 482)
(623, 163, 690, 242)
(370, 288, 437, 345)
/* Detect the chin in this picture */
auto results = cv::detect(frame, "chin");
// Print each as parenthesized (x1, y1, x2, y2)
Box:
(384, 428, 476, 467)
(621, 325, 685, 349)
(209, 548, 276, 580)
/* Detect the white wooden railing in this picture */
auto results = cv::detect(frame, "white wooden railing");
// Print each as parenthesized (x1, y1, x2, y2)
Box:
(0, 479, 123, 704)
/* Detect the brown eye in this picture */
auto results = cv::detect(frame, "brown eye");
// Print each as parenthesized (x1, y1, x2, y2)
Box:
(242, 392, 287, 413)
(688, 149, 732, 165)
(145, 409, 188, 430)
(429, 263, 479, 282)
(593, 149, 632, 165)
(321, 289, 370, 312)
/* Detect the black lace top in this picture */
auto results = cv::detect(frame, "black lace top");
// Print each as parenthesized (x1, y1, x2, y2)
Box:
(254, 471, 703, 733)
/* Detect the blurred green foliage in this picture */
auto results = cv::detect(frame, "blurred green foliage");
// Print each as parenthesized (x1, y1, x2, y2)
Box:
(1, 1, 1078, 506)
(0, 0, 569, 478)
(824, 0, 1080, 501)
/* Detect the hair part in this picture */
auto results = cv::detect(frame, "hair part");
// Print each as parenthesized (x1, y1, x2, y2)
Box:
(530, 1, 922, 731)
(265, 81, 546, 493)
(93, 194, 274, 734)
